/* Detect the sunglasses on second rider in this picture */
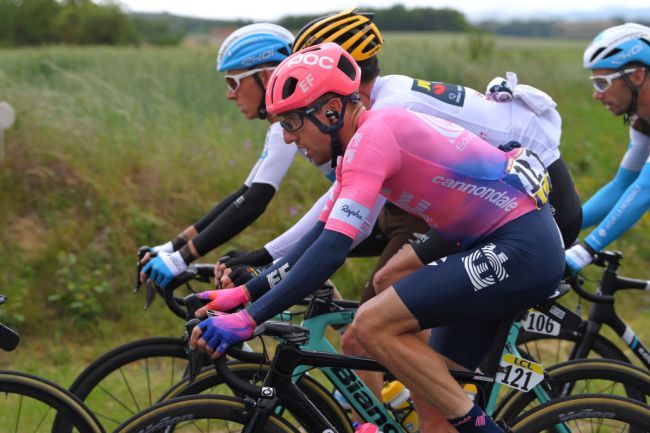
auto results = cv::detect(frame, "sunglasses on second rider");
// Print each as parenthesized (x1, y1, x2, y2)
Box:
(589, 67, 641, 93)
(224, 67, 275, 93)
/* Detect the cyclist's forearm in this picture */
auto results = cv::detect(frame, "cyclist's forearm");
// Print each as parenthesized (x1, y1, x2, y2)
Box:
(584, 164, 650, 250)
(247, 229, 352, 324)
(193, 185, 249, 233)
(170, 226, 198, 250)
(191, 183, 276, 257)
(246, 222, 325, 300)
(582, 166, 638, 229)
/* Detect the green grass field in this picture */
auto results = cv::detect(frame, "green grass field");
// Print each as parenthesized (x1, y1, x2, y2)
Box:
(0, 32, 648, 392)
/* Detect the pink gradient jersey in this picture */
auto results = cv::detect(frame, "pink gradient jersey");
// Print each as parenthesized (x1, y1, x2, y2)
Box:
(319, 107, 540, 247)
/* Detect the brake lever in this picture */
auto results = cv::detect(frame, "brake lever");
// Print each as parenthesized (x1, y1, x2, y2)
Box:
(134, 246, 152, 293)
(144, 279, 157, 310)
(184, 318, 203, 383)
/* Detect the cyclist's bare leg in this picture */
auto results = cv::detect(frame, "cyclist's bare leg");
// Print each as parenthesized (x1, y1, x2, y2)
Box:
(351, 288, 473, 420)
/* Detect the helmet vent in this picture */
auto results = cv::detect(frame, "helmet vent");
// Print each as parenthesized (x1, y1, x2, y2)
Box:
(589, 47, 605, 62)
(602, 48, 622, 59)
(337, 55, 357, 81)
(282, 77, 298, 99)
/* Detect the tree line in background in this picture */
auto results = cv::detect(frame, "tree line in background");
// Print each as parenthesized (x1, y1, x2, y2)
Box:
(0, 2, 468, 47)
(1, 0, 649, 47)
(278, 5, 468, 32)
(0, 0, 233, 46)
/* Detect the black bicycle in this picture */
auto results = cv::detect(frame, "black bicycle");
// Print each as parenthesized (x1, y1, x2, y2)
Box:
(517, 250, 650, 369)
(112, 302, 650, 433)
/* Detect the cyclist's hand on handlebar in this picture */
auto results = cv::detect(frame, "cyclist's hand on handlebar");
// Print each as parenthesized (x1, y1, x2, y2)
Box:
(565, 242, 595, 276)
(223, 265, 258, 288)
(141, 251, 188, 288)
(151, 241, 174, 254)
(214, 262, 229, 288)
(222, 247, 273, 268)
(138, 242, 173, 267)
(195, 286, 250, 317)
(189, 310, 256, 359)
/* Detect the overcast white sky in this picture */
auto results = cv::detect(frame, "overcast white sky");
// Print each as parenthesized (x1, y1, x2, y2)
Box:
(113, 1, 648, 22)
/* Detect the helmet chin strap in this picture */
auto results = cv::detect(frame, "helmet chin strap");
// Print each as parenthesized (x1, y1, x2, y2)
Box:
(306, 94, 359, 168)
(252, 73, 268, 119)
(621, 68, 647, 124)
(306, 98, 348, 168)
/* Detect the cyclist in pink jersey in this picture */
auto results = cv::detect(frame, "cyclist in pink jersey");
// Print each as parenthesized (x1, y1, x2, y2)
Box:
(190, 43, 564, 433)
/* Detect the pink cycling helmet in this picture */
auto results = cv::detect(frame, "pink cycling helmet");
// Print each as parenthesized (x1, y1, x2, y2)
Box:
(266, 42, 361, 115)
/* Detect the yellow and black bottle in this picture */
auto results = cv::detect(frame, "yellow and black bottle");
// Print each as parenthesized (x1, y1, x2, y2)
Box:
(381, 380, 419, 433)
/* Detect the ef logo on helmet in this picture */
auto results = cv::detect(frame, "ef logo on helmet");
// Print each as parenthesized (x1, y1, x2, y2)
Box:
(288, 52, 335, 70)
(299, 73, 315, 93)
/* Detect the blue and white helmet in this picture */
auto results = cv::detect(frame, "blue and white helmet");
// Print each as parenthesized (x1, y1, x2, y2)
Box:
(583, 23, 650, 70)
(217, 23, 293, 71)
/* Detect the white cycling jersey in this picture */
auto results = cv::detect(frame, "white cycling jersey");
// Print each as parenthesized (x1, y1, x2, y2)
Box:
(265, 74, 563, 259)
(243, 122, 296, 191)
(244, 122, 378, 258)
(622, 127, 650, 170)
(371, 74, 562, 167)
(244, 122, 335, 190)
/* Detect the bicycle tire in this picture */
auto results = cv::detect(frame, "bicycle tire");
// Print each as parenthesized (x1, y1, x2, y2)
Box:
(160, 362, 353, 433)
(517, 327, 630, 366)
(495, 358, 649, 423)
(510, 394, 650, 433)
(114, 394, 299, 433)
(0, 370, 105, 433)
(54, 337, 188, 433)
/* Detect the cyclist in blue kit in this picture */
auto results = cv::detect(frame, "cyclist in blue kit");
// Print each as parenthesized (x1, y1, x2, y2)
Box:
(566, 23, 650, 274)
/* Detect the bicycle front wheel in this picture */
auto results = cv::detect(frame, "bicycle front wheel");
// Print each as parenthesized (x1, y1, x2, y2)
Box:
(160, 362, 353, 433)
(517, 328, 630, 367)
(114, 395, 299, 433)
(55, 337, 189, 432)
(511, 394, 650, 433)
(0, 370, 104, 433)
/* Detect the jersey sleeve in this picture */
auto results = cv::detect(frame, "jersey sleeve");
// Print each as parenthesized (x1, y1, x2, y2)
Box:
(244, 123, 297, 191)
(582, 128, 650, 229)
(323, 128, 401, 239)
(585, 161, 650, 251)
(582, 127, 650, 250)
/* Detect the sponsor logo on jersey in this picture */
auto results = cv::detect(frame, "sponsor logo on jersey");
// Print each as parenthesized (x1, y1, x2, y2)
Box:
(330, 198, 370, 230)
(462, 244, 509, 291)
(412, 111, 475, 151)
(411, 79, 466, 106)
(432, 175, 520, 211)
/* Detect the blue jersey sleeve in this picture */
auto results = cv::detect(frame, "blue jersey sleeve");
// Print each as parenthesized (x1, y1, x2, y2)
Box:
(584, 162, 650, 251)
(581, 166, 638, 229)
